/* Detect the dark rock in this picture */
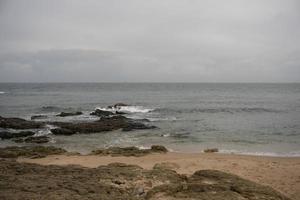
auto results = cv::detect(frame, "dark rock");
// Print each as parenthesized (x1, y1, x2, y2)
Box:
(12, 136, 50, 144)
(0, 116, 44, 129)
(24, 136, 50, 143)
(56, 111, 83, 117)
(122, 123, 156, 131)
(0, 146, 67, 158)
(0, 160, 290, 200)
(0, 131, 35, 139)
(51, 128, 76, 135)
(150, 145, 168, 153)
(90, 109, 114, 117)
(90, 145, 168, 157)
(113, 103, 129, 107)
(204, 148, 219, 153)
(31, 115, 48, 120)
(116, 111, 126, 115)
(51, 115, 155, 134)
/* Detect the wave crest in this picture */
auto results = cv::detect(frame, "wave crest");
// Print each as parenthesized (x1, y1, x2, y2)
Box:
(96, 105, 154, 114)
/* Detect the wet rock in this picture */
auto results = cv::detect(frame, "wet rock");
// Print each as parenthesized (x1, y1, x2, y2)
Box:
(0, 146, 66, 158)
(150, 145, 168, 153)
(0, 131, 35, 139)
(51, 128, 76, 135)
(113, 103, 129, 107)
(56, 111, 83, 117)
(122, 123, 156, 131)
(12, 136, 50, 144)
(0, 116, 44, 129)
(51, 115, 156, 134)
(31, 115, 48, 120)
(90, 109, 114, 117)
(116, 111, 126, 115)
(204, 148, 219, 153)
(90, 145, 168, 157)
(24, 136, 50, 143)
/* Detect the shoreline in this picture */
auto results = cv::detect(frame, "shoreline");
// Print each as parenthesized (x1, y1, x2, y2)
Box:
(19, 152, 300, 200)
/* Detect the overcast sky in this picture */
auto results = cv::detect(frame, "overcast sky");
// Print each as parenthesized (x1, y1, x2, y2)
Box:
(0, 0, 299, 82)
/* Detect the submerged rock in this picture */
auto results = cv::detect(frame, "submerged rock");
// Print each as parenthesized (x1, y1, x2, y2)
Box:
(51, 128, 76, 135)
(90, 145, 168, 157)
(0, 159, 290, 200)
(0, 131, 35, 139)
(31, 115, 48, 120)
(0, 146, 67, 158)
(12, 136, 50, 144)
(0, 116, 44, 129)
(24, 136, 50, 143)
(56, 111, 83, 117)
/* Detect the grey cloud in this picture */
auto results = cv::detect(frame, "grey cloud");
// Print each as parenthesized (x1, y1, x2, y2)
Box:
(0, 0, 299, 82)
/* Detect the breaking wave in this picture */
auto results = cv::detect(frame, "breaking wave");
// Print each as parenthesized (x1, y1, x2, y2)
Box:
(0, 91, 5, 94)
(96, 105, 154, 114)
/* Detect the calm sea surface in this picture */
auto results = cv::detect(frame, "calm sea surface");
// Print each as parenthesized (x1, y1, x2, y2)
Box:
(0, 83, 299, 156)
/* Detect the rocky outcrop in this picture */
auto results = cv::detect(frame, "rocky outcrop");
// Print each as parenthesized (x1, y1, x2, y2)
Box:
(51, 128, 76, 135)
(0, 131, 35, 139)
(56, 111, 83, 117)
(51, 115, 156, 134)
(0, 116, 44, 129)
(90, 145, 167, 157)
(0, 159, 290, 200)
(0, 146, 67, 158)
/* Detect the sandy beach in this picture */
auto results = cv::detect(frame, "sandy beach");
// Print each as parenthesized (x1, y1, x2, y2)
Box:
(19, 152, 300, 200)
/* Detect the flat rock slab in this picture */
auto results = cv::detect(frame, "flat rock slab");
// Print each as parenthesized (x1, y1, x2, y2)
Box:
(0, 159, 290, 200)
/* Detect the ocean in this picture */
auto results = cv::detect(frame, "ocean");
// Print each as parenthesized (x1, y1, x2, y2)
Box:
(0, 83, 299, 156)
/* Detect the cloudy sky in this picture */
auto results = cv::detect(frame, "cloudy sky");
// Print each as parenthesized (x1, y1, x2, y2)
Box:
(0, 0, 299, 82)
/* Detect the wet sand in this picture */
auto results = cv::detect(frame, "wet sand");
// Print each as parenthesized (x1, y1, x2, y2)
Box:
(19, 152, 300, 200)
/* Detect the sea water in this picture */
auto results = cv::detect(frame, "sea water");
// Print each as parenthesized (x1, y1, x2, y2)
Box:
(0, 83, 299, 156)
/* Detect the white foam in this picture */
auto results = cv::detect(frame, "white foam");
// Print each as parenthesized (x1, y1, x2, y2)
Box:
(0, 91, 5, 94)
(96, 105, 154, 114)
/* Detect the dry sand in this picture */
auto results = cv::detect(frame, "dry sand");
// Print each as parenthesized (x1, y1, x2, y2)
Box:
(19, 152, 300, 200)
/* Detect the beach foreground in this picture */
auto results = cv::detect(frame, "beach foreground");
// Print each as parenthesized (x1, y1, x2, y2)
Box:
(18, 151, 300, 200)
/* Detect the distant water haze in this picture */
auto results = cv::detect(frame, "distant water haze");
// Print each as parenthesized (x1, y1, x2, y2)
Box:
(0, 83, 299, 156)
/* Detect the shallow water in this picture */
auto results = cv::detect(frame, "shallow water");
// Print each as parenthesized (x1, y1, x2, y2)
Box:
(0, 83, 299, 156)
